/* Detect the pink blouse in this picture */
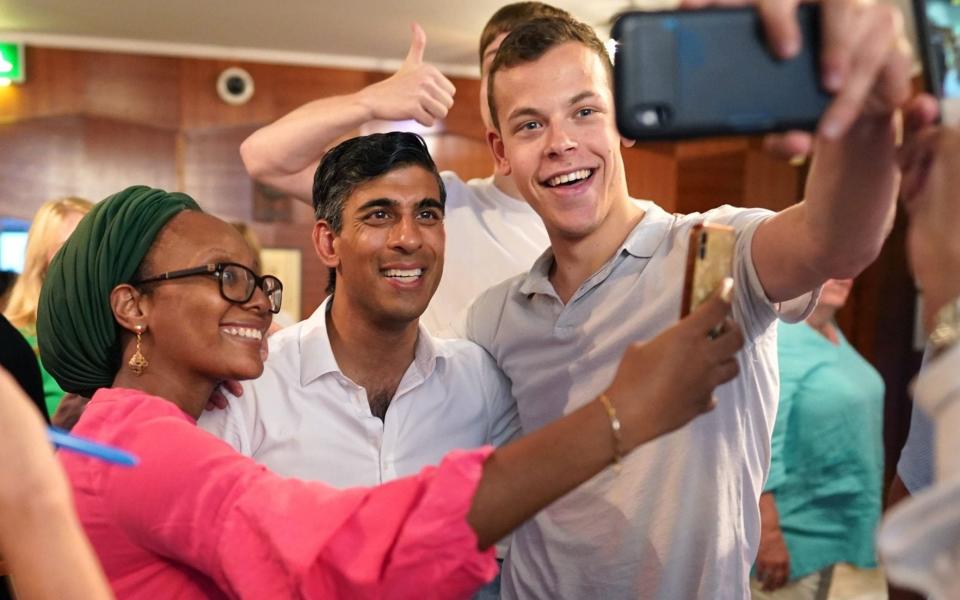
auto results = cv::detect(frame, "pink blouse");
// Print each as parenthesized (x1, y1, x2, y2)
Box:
(60, 388, 496, 599)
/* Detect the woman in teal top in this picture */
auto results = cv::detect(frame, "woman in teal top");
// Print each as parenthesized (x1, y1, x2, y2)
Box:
(752, 278, 885, 599)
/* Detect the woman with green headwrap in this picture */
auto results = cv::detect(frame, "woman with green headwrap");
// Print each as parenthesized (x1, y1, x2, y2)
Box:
(36, 185, 743, 599)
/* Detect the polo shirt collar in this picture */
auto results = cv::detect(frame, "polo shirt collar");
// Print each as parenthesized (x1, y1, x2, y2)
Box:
(518, 200, 674, 297)
(298, 296, 447, 386)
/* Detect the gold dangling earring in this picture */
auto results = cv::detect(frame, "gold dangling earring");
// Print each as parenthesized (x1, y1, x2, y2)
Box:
(128, 325, 149, 375)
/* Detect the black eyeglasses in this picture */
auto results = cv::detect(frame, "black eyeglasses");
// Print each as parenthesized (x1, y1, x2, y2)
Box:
(133, 262, 283, 314)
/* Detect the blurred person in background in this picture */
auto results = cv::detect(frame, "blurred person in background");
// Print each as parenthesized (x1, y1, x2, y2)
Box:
(878, 120, 960, 600)
(753, 278, 884, 599)
(4, 197, 94, 418)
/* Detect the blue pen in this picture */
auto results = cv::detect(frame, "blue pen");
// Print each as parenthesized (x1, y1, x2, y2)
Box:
(48, 427, 139, 467)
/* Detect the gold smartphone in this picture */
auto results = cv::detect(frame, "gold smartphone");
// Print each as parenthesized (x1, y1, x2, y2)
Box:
(680, 223, 735, 318)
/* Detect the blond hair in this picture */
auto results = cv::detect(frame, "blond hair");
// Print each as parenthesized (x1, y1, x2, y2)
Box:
(4, 197, 94, 331)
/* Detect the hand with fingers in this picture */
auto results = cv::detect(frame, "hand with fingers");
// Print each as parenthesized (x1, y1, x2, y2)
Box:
(681, 0, 922, 158)
(206, 379, 243, 411)
(357, 22, 457, 127)
(756, 506, 791, 590)
(755, 531, 791, 590)
(606, 279, 744, 445)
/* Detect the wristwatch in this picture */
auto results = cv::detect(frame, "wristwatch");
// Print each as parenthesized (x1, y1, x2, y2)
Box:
(929, 297, 960, 357)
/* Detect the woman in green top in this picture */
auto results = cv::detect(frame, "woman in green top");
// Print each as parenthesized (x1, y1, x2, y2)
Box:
(4, 197, 94, 418)
(752, 278, 885, 599)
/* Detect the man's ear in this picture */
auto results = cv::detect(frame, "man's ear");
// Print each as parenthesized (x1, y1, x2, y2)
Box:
(621, 135, 636, 149)
(110, 284, 148, 334)
(486, 129, 512, 176)
(312, 220, 340, 268)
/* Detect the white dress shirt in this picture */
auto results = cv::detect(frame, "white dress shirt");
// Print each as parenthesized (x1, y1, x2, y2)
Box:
(199, 297, 520, 487)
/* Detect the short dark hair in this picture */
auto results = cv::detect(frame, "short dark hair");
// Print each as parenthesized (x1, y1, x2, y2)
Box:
(478, 2, 571, 65)
(487, 16, 613, 131)
(312, 132, 445, 294)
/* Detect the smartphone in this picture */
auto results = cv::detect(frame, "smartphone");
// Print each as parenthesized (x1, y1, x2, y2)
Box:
(912, 0, 960, 124)
(612, 5, 831, 140)
(681, 223, 735, 318)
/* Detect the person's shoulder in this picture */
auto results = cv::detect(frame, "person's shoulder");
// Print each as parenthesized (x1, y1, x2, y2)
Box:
(470, 272, 526, 316)
(440, 171, 471, 197)
(462, 273, 528, 346)
(432, 336, 499, 372)
(674, 204, 774, 229)
(76, 388, 197, 447)
(440, 171, 483, 212)
(91, 387, 184, 417)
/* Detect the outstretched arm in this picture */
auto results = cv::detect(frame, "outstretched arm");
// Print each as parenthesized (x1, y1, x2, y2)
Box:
(240, 23, 456, 202)
(731, 0, 932, 301)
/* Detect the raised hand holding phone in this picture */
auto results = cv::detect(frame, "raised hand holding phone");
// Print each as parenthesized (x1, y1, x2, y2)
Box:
(614, 0, 920, 150)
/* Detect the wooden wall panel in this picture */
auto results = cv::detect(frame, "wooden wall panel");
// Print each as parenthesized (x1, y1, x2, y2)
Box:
(179, 125, 258, 222)
(677, 151, 747, 214)
(0, 115, 177, 219)
(442, 77, 487, 141)
(743, 149, 804, 212)
(428, 133, 491, 181)
(623, 144, 678, 211)
(0, 48, 83, 122)
(80, 51, 181, 129)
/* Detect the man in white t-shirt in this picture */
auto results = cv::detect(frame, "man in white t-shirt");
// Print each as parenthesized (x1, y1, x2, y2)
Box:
(201, 132, 519, 484)
(461, 8, 922, 599)
(239, 3, 572, 333)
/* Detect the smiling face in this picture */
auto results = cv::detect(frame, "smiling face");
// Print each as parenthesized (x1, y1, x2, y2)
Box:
(488, 41, 634, 242)
(135, 212, 273, 384)
(316, 165, 444, 328)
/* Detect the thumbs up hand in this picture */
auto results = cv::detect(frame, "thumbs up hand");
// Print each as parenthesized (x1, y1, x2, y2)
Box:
(358, 23, 457, 127)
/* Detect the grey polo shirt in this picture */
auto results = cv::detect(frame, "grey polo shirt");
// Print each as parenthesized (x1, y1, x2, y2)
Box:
(463, 201, 816, 600)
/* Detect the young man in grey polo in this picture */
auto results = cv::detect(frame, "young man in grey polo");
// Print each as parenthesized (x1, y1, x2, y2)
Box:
(464, 9, 918, 600)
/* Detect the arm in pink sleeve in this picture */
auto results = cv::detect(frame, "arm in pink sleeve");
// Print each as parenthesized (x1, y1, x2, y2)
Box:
(103, 413, 496, 599)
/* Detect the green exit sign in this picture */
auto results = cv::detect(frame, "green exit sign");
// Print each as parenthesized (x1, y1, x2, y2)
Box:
(0, 42, 24, 84)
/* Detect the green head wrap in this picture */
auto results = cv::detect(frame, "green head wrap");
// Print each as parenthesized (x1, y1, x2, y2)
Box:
(36, 185, 201, 396)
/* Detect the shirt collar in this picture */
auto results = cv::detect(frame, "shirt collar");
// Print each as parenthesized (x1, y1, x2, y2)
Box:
(298, 296, 448, 386)
(518, 200, 673, 297)
(298, 296, 342, 386)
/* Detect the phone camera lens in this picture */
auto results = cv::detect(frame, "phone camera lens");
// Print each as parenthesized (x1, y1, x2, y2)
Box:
(635, 104, 671, 128)
(640, 109, 661, 127)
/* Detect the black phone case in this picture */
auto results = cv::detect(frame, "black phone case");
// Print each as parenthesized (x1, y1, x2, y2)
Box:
(613, 5, 831, 140)
(911, 0, 952, 104)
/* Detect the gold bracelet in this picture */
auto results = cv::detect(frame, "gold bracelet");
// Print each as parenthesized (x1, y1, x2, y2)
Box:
(598, 393, 625, 473)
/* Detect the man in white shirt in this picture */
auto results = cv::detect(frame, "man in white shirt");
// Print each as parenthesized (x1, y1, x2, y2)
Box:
(237, 3, 572, 333)
(878, 121, 960, 600)
(461, 9, 922, 599)
(200, 132, 518, 487)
